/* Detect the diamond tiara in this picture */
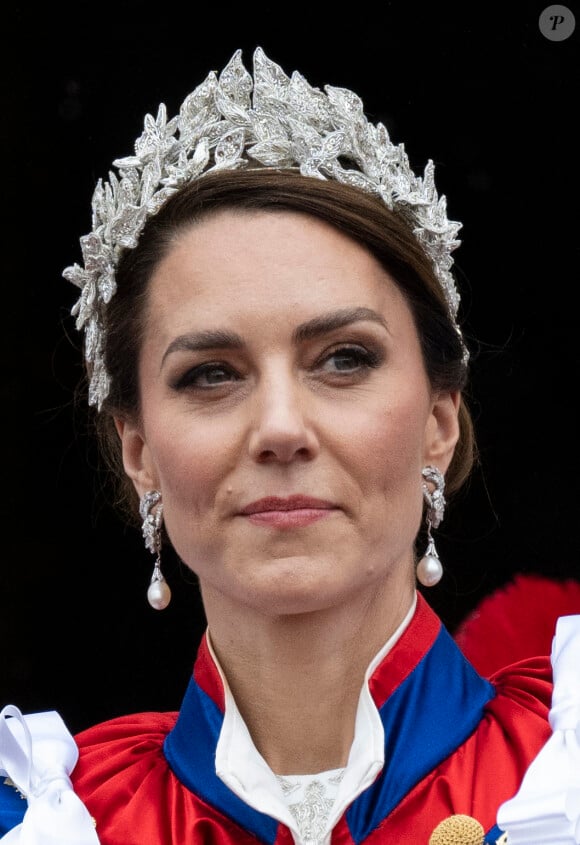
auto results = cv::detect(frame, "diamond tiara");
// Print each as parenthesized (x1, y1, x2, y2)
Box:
(63, 46, 465, 410)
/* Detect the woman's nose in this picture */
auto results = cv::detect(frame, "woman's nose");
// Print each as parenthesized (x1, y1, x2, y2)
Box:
(247, 367, 320, 464)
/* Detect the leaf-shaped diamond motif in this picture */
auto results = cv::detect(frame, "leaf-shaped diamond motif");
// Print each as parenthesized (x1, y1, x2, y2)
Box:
(213, 127, 246, 169)
(218, 49, 253, 107)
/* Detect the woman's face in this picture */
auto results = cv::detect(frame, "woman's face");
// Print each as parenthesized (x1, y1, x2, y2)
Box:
(118, 209, 459, 616)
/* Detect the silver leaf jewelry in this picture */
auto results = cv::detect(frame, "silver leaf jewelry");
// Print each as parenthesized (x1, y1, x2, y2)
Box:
(62, 46, 466, 411)
(139, 490, 171, 610)
(416, 465, 446, 587)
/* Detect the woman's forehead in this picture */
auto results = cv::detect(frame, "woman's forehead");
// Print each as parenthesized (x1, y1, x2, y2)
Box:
(168, 207, 370, 261)
(149, 208, 402, 306)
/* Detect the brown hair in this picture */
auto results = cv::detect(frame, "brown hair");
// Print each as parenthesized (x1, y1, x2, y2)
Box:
(93, 168, 475, 522)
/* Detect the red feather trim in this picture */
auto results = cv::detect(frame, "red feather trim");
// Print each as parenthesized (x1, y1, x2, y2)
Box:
(453, 574, 580, 677)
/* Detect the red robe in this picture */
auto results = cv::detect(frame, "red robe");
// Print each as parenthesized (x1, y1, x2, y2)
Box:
(58, 594, 552, 844)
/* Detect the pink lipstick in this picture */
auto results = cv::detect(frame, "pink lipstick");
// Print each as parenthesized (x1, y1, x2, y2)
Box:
(239, 495, 337, 529)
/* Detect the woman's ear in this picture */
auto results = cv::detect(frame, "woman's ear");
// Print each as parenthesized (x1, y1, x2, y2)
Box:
(423, 390, 461, 473)
(114, 417, 160, 497)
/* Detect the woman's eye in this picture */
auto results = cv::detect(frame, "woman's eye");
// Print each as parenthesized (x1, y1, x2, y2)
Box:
(174, 363, 237, 390)
(320, 346, 380, 373)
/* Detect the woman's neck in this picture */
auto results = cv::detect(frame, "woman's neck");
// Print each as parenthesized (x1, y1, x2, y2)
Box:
(201, 580, 415, 775)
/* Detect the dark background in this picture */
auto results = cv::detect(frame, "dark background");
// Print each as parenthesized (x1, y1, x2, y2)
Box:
(1, 3, 578, 734)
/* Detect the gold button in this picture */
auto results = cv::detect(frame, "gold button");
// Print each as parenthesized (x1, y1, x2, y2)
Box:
(429, 814, 485, 845)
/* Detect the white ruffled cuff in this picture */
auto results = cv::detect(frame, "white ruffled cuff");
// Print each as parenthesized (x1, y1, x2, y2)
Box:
(0, 705, 100, 844)
(497, 614, 580, 844)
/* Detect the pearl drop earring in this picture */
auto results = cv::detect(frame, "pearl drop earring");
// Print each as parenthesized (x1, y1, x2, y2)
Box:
(139, 490, 172, 610)
(416, 466, 446, 588)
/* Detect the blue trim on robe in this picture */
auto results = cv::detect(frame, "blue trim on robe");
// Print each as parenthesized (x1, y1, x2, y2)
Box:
(0, 779, 26, 835)
(485, 823, 506, 843)
(346, 624, 495, 841)
(164, 682, 279, 844)
(164, 624, 495, 844)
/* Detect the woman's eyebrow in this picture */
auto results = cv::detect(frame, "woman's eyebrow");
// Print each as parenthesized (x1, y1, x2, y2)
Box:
(161, 306, 390, 368)
(162, 329, 245, 364)
(292, 307, 389, 343)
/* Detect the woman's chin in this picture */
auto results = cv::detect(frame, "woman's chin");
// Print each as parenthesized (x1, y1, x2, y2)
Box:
(207, 557, 376, 618)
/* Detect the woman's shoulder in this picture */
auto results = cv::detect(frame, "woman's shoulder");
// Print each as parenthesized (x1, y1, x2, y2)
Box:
(71, 709, 179, 791)
(470, 654, 553, 784)
(448, 653, 553, 797)
(71, 709, 267, 845)
(464, 609, 555, 768)
(75, 709, 179, 750)
(0, 706, 185, 842)
(486, 653, 553, 716)
(452, 574, 580, 731)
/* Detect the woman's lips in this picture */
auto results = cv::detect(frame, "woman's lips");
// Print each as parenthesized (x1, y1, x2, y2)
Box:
(239, 495, 338, 529)
(244, 508, 335, 528)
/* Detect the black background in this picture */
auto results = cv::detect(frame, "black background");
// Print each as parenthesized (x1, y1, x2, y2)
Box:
(1, 3, 578, 735)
